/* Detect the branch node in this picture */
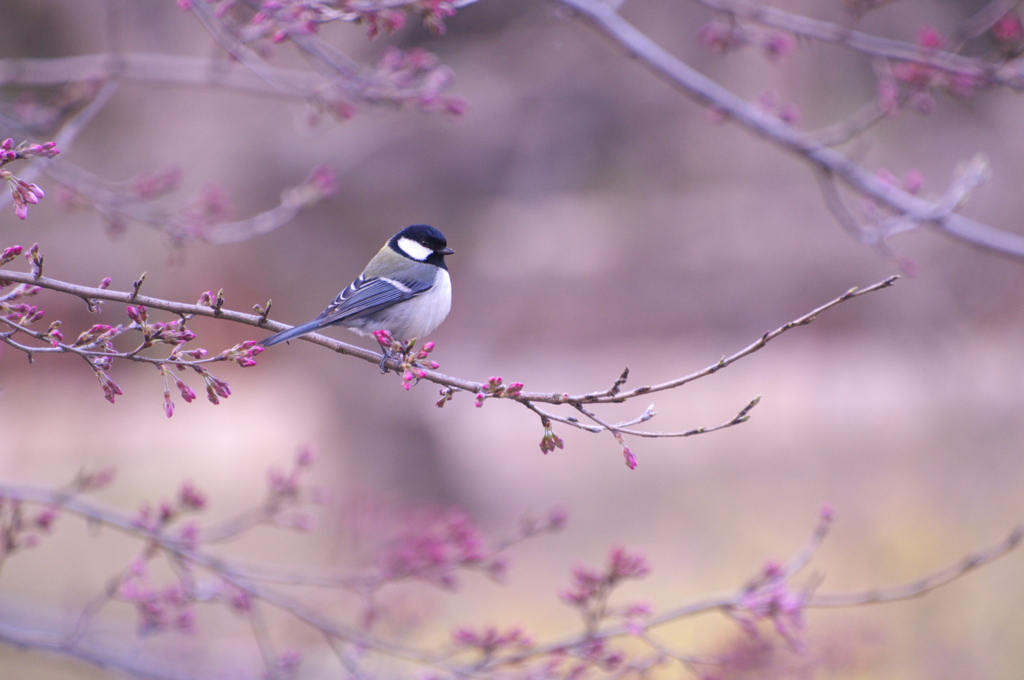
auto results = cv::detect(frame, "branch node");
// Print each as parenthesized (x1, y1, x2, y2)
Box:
(131, 272, 147, 300)
(211, 289, 226, 316)
(27, 244, 43, 279)
(254, 299, 273, 325)
(607, 367, 630, 396)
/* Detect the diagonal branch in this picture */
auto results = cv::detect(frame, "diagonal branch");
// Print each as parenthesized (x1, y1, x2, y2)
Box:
(558, 0, 1024, 259)
(809, 524, 1024, 607)
(691, 0, 1023, 87)
(0, 267, 899, 411)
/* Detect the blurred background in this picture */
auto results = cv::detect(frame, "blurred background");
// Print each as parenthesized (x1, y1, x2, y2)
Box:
(2, 0, 1024, 677)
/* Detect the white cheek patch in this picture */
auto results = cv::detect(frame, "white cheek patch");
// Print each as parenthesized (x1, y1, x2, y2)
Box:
(397, 237, 433, 261)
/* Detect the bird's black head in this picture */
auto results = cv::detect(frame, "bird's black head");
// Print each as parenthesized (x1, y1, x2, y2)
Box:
(390, 224, 455, 267)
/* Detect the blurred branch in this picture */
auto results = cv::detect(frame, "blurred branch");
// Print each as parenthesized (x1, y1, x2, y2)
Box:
(185, 0, 467, 114)
(809, 523, 1024, 607)
(691, 0, 1024, 88)
(0, 467, 557, 677)
(559, 0, 1024, 259)
(0, 53, 335, 107)
(0, 474, 1018, 680)
(45, 160, 338, 245)
(479, 508, 1023, 669)
(0, 74, 336, 242)
(0, 620, 197, 680)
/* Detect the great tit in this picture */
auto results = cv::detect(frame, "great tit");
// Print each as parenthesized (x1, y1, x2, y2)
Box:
(261, 224, 454, 347)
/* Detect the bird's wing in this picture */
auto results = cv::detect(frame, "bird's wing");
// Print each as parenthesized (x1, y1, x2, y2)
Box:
(312, 274, 431, 327)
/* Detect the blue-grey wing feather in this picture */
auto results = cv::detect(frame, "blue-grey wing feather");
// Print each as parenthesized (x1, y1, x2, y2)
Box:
(260, 263, 437, 347)
(314, 275, 430, 326)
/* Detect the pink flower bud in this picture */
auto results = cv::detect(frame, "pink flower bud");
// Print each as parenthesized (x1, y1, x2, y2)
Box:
(918, 25, 946, 49)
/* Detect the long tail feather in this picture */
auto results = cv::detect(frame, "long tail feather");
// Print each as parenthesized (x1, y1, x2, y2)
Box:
(259, 319, 325, 347)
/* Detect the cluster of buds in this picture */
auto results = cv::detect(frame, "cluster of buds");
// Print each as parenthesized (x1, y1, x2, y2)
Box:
(732, 560, 809, 653)
(0, 138, 58, 164)
(159, 364, 198, 418)
(173, 2, 466, 121)
(197, 289, 226, 314)
(416, 0, 457, 35)
(92, 363, 124, 404)
(0, 273, 44, 333)
(373, 330, 441, 389)
(374, 508, 506, 589)
(729, 505, 836, 653)
(560, 546, 652, 646)
(243, 0, 347, 44)
(130, 480, 208, 535)
(127, 306, 199, 348)
(560, 547, 651, 607)
(435, 385, 455, 408)
(73, 324, 122, 352)
(371, 46, 469, 116)
(0, 139, 58, 220)
(25, 243, 43, 278)
(1, 260, 261, 415)
(539, 416, 565, 455)
(1, 244, 24, 266)
(180, 0, 457, 44)
(1, 169, 46, 221)
(474, 375, 524, 407)
(451, 625, 534, 656)
(0, 496, 61, 562)
(0, 300, 44, 327)
(0, 258, 41, 333)
(698, 20, 796, 62)
(880, 26, 990, 116)
(356, 6, 407, 39)
(266, 445, 318, 500)
(117, 557, 199, 636)
(214, 340, 265, 368)
(195, 366, 232, 405)
(40, 320, 63, 347)
(613, 432, 638, 470)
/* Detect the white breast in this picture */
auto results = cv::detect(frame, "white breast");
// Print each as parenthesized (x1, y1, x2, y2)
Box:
(404, 268, 451, 339)
(347, 268, 451, 341)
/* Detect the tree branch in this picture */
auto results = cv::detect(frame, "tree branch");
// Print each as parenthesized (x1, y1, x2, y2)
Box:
(1, 266, 899, 456)
(558, 0, 1024, 259)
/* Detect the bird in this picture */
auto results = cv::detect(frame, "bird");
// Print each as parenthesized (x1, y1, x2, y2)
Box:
(260, 224, 454, 348)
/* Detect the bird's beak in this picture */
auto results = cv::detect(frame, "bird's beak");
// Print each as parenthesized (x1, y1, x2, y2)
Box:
(439, 247, 455, 255)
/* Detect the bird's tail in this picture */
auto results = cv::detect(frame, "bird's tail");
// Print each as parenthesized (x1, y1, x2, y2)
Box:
(260, 319, 325, 347)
